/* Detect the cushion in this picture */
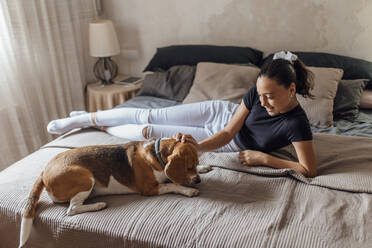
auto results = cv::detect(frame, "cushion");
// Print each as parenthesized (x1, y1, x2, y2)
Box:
(360, 90, 372, 109)
(333, 79, 367, 120)
(261, 52, 372, 89)
(144, 45, 263, 72)
(137, 65, 196, 102)
(297, 67, 344, 128)
(183, 62, 260, 104)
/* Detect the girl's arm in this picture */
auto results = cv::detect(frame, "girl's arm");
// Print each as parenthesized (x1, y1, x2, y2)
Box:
(176, 101, 249, 152)
(239, 140, 317, 177)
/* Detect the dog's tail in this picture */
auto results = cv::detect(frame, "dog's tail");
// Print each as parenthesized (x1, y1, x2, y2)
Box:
(19, 172, 45, 248)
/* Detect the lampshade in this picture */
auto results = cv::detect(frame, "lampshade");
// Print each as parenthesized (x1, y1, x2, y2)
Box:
(89, 20, 120, 57)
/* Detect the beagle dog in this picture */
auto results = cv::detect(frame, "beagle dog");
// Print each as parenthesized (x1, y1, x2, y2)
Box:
(19, 138, 207, 247)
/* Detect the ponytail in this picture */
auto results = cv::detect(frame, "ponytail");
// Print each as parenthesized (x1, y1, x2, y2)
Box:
(292, 59, 314, 98)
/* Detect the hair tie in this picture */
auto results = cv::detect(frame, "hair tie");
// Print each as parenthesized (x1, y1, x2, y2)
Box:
(273, 51, 298, 63)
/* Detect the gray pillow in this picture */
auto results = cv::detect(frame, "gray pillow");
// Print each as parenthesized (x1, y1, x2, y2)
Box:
(144, 45, 263, 71)
(333, 79, 367, 120)
(137, 65, 196, 102)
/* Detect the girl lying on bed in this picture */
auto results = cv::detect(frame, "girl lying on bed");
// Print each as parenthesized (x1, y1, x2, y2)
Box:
(47, 51, 317, 177)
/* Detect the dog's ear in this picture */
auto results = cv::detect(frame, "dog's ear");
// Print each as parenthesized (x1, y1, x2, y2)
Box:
(164, 152, 187, 185)
(164, 143, 198, 185)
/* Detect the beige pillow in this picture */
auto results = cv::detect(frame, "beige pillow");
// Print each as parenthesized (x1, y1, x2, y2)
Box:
(297, 67, 344, 128)
(183, 62, 260, 104)
(360, 89, 372, 109)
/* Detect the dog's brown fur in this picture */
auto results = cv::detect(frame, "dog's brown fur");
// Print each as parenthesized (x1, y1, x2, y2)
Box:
(20, 138, 200, 247)
(40, 138, 199, 202)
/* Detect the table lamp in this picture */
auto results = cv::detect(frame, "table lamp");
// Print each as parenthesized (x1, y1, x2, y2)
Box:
(89, 19, 120, 85)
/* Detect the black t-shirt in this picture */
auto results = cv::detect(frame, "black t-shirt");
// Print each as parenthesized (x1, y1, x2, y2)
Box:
(234, 87, 312, 152)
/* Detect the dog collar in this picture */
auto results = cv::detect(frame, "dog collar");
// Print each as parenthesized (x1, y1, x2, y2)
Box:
(155, 138, 166, 168)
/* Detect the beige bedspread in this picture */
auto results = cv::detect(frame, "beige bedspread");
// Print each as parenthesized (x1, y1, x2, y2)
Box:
(201, 133, 372, 193)
(0, 128, 371, 247)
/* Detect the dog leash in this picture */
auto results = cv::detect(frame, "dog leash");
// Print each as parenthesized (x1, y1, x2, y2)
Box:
(155, 138, 166, 168)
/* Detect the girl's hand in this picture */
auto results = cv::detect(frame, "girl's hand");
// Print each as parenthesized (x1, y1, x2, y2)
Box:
(239, 150, 267, 166)
(173, 133, 200, 150)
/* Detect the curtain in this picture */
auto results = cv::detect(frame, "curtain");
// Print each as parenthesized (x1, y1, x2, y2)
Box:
(0, 0, 97, 170)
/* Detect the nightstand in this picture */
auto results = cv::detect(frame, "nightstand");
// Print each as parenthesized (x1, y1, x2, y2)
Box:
(86, 75, 143, 112)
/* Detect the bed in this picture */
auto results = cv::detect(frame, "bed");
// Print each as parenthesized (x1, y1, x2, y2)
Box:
(1, 45, 372, 247)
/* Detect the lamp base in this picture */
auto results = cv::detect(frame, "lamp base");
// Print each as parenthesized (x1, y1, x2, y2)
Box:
(93, 57, 118, 85)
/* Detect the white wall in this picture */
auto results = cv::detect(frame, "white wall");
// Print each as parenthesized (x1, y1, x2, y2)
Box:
(102, 0, 372, 76)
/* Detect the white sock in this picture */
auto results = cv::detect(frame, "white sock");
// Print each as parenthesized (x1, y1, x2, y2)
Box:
(105, 124, 147, 141)
(47, 108, 149, 135)
(47, 113, 94, 134)
(69, 110, 88, 117)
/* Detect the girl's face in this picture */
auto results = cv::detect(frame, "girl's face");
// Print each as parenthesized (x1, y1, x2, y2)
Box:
(256, 76, 297, 116)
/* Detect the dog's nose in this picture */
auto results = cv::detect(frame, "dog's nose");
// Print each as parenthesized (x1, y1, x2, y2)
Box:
(194, 176, 201, 184)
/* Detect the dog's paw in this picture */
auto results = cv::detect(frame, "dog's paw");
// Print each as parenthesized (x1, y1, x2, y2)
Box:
(96, 202, 107, 210)
(197, 165, 213, 174)
(184, 188, 199, 197)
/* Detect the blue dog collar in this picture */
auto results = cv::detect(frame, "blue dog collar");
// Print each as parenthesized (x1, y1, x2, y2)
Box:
(155, 138, 166, 168)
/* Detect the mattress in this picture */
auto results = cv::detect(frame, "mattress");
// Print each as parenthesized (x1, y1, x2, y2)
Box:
(1, 97, 372, 246)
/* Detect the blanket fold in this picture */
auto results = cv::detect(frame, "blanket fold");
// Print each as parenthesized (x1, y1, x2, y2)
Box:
(200, 133, 372, 193)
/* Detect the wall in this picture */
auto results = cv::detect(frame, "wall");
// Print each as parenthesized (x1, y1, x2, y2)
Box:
(102, 0, 372, 76)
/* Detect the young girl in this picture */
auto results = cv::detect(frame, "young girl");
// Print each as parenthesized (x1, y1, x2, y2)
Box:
(47, 51, 317, 177)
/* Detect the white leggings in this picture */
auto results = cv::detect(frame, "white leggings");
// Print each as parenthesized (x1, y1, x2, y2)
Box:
(96, 100, 241, 152)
